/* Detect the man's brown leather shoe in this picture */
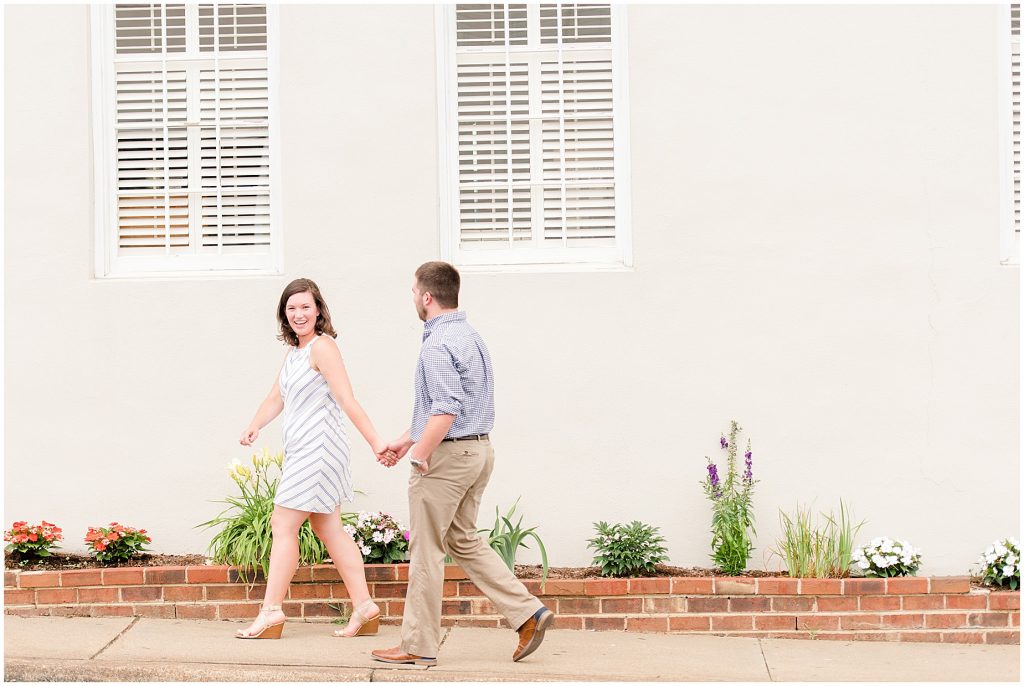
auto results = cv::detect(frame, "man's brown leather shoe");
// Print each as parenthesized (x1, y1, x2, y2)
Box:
(513, 607, 554, 662)
(370, 645, 437, 666)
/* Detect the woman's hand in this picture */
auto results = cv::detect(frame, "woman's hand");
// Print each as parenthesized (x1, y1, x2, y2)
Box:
(240, 426, 260, 446)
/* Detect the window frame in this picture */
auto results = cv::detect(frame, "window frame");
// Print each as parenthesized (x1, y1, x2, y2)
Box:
(435, 4, 633, 271)
(1001, 2, 1020, 266)
(90, 4, 283, 279)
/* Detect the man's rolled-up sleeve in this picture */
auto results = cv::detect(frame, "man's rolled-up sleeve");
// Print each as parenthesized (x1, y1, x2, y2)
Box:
(422, 343, 464, 417)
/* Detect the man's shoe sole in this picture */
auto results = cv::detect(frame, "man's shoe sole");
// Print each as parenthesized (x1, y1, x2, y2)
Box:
(513, 610, 553, 662)
(371, 655, 437, 666)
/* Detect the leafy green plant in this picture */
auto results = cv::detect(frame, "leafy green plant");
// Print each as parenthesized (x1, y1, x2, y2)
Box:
(344, 511, 409, 564)
(852, 537, 922, 577)
(587, 520, 668, 577)
(701, 420, 757, 575)
(771, 500, 864, 578)
(84, 523, 151, 563)
(974, 538, 1019, 591)
(476, 497, 549, 584)
(197, 449, 352, 582)
(4, 521, 63, 558)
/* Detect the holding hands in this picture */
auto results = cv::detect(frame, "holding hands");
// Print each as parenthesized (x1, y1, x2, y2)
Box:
(376, 437, 415, 469)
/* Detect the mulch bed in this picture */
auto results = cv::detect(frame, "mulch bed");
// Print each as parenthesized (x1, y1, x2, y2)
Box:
(514, 564, 787, 579)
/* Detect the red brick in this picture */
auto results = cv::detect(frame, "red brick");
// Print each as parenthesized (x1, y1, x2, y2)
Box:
(205, 585, 247, 601)
(898, 631, 943, 642)
(247, 585, 267, 601)
(103, 569, 144, 585)
(585, 616, 625, 631)
(5, 607, 49, 617)
(583, 579, 628, 596)
(629, 578, 671, 595)
(18, 572, 61, 588)
(458, 582, 482, 596)
(329, 584, 350, 599)
(885, 577, 928, 594)
(968, 612, 1009, 628)
(78, 587, 120, 603)
(729, 597, 770, 612)
(755, 615, 798, 631)
(302, 602, 336, 617)
(363, 565, 397, 582)
(134, 605, 175, 619)
(443, 565, 468, 580)
(986, 630, 1020, 644)
(217, 602, 262, 619)
(669, 616, 711, 631)
(772, 596, 816, 612)
(756, 578, 798, 595)
(164, 586, 204, 602)
(176, 604, 217, 620)
(714, 578, 755, 595)
(558, 597, 600, 614)
(228, 569, 265, 584)
(442, 581, 459, 597)
(395, 565, 410, 581)
(883, 613, 925, 629)
(290, 567, 313, 583)
(283, 602, 303, 617)
(942, 631, 985, 644)
(49, 606, 91, 617)
(121, 586, 161, 602)
(145, 567, 187, 584)
(643, 597, 687, 613)
(687, 597, 729, 613)
(373, 583, 407, 598)
(929, 577, 970, 594)
(541, 580, 587, 596)
(842, 578, 885, 595)
(841, 614, 884, 630)
(1011, 612, 1020, 627)
(185, 566, 230, 584)
(90, 605, 134, 617)
(945, 594, 987, 610)
(860, 596, 900, 611)
(816, 596, 857, 611)
(671, 579, 713, 595)
(925, 613, 967, 629)
(814, 632, 859, 641)
(711, 615, 753, 631)
(453, 618, 501, 628)
(627, 617, 668, 632)
(521, 580, 543, 595)
(540, 598, 557, 612)
(553, 616, 583, 630)
(4, 589, 34, 605)
(60, 570, 103, 587)
(5, 571, 19, 588)
(903, 595, 945, 610)
(442, 600, 472, 615)
(602, 598, 642, 614)
(797, 615, 840, 631)
(387, 600, 405, 616)
(800, 579, 842, 595)
(288, 584, 332, 599)
(311, 567, 341, 582)
(989, 592, 1020, 611)
(36, 589, 77, 605)
(470, 598, 495, 615)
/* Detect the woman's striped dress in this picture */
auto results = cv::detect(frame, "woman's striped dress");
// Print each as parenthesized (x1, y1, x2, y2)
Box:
(274, 336, 353, 513)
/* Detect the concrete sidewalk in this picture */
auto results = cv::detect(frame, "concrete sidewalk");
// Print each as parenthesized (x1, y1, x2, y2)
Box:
(3, 615, 1019, 682)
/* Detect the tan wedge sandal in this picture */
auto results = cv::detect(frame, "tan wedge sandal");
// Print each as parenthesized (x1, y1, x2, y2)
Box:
(235, 604, 285, 639)
(333, 599, 380, 637)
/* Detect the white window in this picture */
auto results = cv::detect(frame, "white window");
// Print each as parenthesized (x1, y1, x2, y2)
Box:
(437, 4, 631, 268)
(91, 4, 279, 277)
(1003, 3, 1021, 265)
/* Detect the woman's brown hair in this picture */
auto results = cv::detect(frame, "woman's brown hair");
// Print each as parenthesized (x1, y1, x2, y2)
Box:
(276, 278, 338, 347)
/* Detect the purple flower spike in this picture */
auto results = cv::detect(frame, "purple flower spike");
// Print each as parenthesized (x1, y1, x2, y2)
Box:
(742, 450, 753, 483)
(707, 463, 720, 490)
(720, 436, 728, 449)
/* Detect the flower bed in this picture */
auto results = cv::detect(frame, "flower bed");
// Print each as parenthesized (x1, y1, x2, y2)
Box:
(4, 564, 1018, 645)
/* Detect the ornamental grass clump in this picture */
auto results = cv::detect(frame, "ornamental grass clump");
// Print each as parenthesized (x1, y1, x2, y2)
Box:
(4, 521, 63, 558)
(85, 523, 151, 563)
(587, 520, 668, 577)
(772, 500, 864, 578)
(477, 497, 549, 584)
(198, 449, 334, 581)
(851, 537, 922, 577)
(975, 537, 1020, 591)
(701, 420, 757, 575)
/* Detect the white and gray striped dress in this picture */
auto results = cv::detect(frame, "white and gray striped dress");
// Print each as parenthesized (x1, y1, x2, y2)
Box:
(274, 336, 353, 513)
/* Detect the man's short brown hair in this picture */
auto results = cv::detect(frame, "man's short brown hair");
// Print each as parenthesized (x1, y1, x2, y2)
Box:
(415, 261, 460, 309)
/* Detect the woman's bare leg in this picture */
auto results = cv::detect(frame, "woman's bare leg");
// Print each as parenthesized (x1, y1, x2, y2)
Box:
(309, 508, 378, 633)
(236, 505, 308, 637)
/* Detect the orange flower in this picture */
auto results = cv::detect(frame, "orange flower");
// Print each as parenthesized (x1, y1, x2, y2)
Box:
(27, 534, 37, 542)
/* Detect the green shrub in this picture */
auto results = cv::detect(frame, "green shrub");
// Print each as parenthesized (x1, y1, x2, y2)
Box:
(587, 520, 668, 577)
(477, 497, 549, 584)
(701, 420, 757, 574)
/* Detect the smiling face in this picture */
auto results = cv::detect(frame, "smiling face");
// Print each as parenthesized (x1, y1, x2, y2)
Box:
(285, 290, 319, 340)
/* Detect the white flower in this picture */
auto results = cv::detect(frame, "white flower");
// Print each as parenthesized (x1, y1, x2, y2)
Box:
(852, 549, 865, 561)
(986, 553, 998, 564)
(891, 546, 903, 556)
(880, 541, 894, 553)
(343, 525, 356, 536)
(872, 554, 888, 567)
(871, 537, 883, 548)
(857, 559, 870, 570)
(1006, 554, 1017, 565)
(361, 545, 371, 556)
(995, 544, 1008, 556)
(1003, 565, 1016, 577)
(900, 556, 912, 565)
(372, 531, 384, 543)
(383, 531, 394, 544)
(885, 555, 898, 566)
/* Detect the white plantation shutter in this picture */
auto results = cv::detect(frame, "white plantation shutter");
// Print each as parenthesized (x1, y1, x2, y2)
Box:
(440, 4, 630, 266)
(1012, 4, 1021, 238)
(94, 4, 277, 276)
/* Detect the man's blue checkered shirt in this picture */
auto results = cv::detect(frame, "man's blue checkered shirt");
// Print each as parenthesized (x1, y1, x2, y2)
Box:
(411, 311, 494, 442)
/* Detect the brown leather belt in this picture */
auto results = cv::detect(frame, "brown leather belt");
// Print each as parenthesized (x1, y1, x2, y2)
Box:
(442, 434, 489, 442)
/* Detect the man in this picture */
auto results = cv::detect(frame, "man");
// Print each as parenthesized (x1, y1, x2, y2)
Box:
(371, 261, 554, 666)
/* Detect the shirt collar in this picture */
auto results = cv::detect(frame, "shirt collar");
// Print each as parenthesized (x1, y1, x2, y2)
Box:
(423, 311, 465, 340)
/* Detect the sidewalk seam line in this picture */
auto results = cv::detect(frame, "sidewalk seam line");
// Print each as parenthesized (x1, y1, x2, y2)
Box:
(758, 638, 774, 682)
(89, 616, 140, 660)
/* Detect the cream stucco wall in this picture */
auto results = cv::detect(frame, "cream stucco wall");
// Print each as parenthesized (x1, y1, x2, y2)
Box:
(5, 4, 1019, 575)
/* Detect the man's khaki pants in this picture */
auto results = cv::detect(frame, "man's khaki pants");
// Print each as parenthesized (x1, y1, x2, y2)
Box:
(401, 438, 543, 657)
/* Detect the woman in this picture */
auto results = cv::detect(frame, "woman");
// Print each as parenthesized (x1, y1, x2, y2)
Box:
(235, 278, 387, 639)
